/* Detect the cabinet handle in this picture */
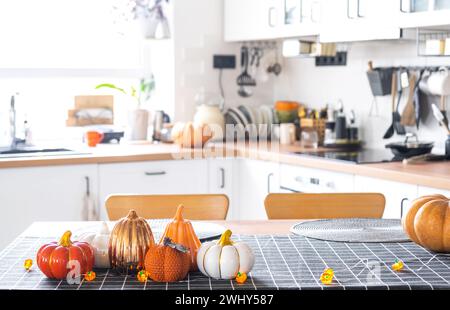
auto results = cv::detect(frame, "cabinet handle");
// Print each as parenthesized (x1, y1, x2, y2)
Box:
(144, 171, 166, 176)
(219, 168, 225, 189)
(400, 198, 409, 218)
(310, 177, 320, 185)
(400, 0, 410, 13)
(310, 1, 320, 23)
(267, 173, 274, 194)
(268, 7, 276, 27)
(299, 0, 304, 23)
(356, 0, 364, 18)
(347, 0, 355, 19)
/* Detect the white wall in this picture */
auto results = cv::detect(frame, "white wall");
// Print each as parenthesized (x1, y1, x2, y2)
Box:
(171, 0, 274, 122)
(274, 40, 450, 151)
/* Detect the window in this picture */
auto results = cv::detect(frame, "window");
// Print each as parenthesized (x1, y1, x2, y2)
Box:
(0, 0, 143, 70)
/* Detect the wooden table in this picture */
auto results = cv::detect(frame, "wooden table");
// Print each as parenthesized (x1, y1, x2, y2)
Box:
(17, 220, 299, 238)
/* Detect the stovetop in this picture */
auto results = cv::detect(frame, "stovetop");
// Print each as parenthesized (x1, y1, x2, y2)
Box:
(294, 149, 400, 164)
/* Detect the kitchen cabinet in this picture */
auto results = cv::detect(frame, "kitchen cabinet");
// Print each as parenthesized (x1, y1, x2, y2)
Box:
(398, 0, 450, 28)
(354, 176, 418, 219)
(417, 185, 450, 197)
(98, 160, 208, 220)
(237, 159, 280, 220)
(224, 0, 280, 42)
(0, 164, 98, 250)
(320, 0, 401, 42)
(207, 158, 237, 219)
(279, 164, 354, 193)
(278, 0, 322, 38)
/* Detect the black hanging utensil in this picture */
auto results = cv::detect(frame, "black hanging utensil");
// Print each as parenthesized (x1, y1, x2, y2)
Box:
(393, 69, 406, 135)
(383, 71, 397, 139)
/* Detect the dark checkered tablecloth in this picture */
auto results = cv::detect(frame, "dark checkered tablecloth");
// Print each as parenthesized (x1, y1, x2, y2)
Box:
(1, 234, 450, 290)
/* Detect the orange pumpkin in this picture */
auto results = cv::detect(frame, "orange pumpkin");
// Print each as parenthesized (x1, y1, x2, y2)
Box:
(160, 204, 201, 271)
(171, 122, 212, 148)
(144, 237, 190, 282)
(402, 194, 450, 252)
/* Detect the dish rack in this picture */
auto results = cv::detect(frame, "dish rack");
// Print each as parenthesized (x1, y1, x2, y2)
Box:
(300, 118, 326, 145)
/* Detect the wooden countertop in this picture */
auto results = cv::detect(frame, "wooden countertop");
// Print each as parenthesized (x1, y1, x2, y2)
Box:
(2, 141, 450, 191)
(19, 220, 298, 238)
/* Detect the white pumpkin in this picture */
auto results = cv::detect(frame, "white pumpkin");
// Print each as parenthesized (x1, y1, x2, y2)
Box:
(78, 222, 111, 268)
(197, 230, 254, 279)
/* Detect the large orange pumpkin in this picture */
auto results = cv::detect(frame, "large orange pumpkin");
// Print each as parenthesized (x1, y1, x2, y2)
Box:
(402, 194, 450, 252)
(160, 204, 201, 271)
(144, 237, 190, 282)
(37, 231, 94, 280)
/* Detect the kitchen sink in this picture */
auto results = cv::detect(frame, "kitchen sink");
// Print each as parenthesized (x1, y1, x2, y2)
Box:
(0, 147, 89, 158)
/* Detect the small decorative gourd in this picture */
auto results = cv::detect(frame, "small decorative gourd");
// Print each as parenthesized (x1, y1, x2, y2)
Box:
(144, 237, 190, 282)
(160, 204, 201, 271)
(37, 231, 94, 279)
(109, 209, 155, 272)
(171, 122, 212, 148)
(197, 230, 255, 279)
(78, 222, 111, 269)
(402, 194, 450, 252)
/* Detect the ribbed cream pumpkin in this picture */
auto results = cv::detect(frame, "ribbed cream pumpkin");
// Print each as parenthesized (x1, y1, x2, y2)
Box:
(402, 194, 450, 252)
(197, 230, 254, 279)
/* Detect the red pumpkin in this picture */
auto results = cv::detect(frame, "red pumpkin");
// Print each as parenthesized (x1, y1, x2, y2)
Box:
(37, 230, 94, 279)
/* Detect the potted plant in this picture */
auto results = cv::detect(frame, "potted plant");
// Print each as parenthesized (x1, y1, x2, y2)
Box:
(96, 76, 155, 141)
(127, 0, 171, 39)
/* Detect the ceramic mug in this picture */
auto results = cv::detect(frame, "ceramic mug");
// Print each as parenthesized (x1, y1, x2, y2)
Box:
(279, 123, 296, 145)
(86, 131, 104, 147)
(427, 67, 450, 96)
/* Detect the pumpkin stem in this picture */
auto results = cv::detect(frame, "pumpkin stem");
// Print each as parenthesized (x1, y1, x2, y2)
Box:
(163, 237, 189, 253)
(127, 209, 138, 219)
(59, 231, 73, 247)
(174, 204, 185, 221)
(218, 229, 233, 246)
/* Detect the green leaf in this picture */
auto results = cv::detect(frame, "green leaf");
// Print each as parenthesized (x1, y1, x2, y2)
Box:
(95, 83, 127, 95)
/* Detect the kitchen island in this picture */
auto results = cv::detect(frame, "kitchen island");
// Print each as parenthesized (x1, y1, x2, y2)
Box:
(1, 221, 450, 290)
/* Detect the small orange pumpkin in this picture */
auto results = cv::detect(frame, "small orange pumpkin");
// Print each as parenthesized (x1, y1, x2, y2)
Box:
(160, 204, 201, 271)
(144, 237, 190, 282)
(402, 194, 450, 252)
(171, 122, 212, 148)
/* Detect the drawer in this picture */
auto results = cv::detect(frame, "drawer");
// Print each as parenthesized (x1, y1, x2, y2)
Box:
(98, 160, 208, 218)
(279, 164, 354, 193)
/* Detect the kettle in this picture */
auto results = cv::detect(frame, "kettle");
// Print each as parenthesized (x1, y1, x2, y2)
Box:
(193, 91, 225, 141)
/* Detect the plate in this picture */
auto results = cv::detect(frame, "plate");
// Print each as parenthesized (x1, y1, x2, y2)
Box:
(229, 107, 249, 126)
(290, 218, 410, 243)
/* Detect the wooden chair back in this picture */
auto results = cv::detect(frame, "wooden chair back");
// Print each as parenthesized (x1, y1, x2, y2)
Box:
(105, 194, 229, 220)
(264, 193, 385, 219)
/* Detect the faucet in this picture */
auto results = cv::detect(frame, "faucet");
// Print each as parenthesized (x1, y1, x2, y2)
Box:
(9, 93, 23, 149)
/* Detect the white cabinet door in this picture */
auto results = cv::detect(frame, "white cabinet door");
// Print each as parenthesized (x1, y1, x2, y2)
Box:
(98, 160, 208, 220)
(398, 0, 450, 28)
(417, 186, 450, 197)
(0, 164, 98, 250)
(224, 0, 281, 42)
(354, 176, 418, 219)
(320, 0, 400, 42)
(238, 159, 280, 220)
(277, 0, 322, 37)
(207, 158, 236, 219)
(279, 164, 354, 193)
